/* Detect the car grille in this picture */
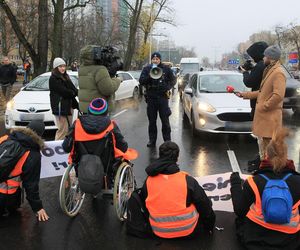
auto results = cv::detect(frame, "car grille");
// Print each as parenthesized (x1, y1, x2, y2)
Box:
(17, 109, 50, 113)
(15, 121, 55, 126)
(217, 112, 252, 122)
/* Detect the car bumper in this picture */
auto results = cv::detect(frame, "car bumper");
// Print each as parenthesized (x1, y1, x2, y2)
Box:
(5, 109, 57, 130)
(194, 109, 252, 134)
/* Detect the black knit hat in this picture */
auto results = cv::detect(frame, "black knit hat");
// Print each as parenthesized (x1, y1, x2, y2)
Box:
(151, 52, 161, 60)
(27, 120, 45, 136)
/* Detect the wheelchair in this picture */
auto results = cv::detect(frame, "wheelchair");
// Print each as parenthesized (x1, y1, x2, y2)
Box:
(59, 135, 136, 221)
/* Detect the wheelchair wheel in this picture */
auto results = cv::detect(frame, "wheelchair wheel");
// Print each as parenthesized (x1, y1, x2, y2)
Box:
(113, 162, 135, 221)
(59, 164, 85, 217)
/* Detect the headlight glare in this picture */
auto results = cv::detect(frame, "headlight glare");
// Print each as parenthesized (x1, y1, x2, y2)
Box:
(198, 102, 216, 113)
(6, 99, 14, 110)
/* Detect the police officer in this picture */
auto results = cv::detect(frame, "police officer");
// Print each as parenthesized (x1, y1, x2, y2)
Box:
(139, 52, 176, 148)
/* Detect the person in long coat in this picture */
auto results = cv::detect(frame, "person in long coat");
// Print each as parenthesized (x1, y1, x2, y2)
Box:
(237, 45, 286, 160)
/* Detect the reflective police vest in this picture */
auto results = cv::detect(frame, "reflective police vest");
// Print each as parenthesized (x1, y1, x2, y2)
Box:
(146, 171, 199, 238)
(69, 119, 137, 163)
(246, 176, 300, 234)
(0, 135, 30, 195)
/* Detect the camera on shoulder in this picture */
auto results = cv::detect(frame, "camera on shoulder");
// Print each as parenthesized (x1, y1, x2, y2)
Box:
(92, 46, 123, 73)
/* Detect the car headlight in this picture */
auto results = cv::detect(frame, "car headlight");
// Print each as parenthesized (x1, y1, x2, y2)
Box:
(6, 99, 14, 111)
(297, 87, 300, 95)
(198, 102, 216, 113)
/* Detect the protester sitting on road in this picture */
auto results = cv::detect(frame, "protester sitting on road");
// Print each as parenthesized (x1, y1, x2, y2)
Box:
(230, 127, 300, 250)
(140, 141, 216, 239)
(62, 98, 137, 187)
(49, 57, 79, 140)
(0, 120, 49, 222)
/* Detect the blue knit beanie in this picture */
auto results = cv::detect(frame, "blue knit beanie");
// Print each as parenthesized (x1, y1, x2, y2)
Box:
(151, 52, 161, 60)
(88, 98, 108, 115)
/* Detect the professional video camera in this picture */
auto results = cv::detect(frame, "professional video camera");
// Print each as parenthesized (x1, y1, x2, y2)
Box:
(93, 46, 123, 72)
(238, 53, 254, 71)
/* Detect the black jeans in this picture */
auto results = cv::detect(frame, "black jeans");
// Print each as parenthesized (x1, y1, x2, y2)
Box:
(0, 188, 21, 215)
(146, 97, 171, 143)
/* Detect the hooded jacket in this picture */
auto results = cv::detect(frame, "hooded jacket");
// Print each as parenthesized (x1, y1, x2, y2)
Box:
(49, 70, 78, 116)
(62, 114, 128, 167)
(1, 128, 45, 212)
(78, 45, 121, 113)
(141, 158, 215, 232)
(0, 63, 16, 85)
(230, 161, 300, 250)
(139, 63, 176, 98)
(243, 42, 268, 113)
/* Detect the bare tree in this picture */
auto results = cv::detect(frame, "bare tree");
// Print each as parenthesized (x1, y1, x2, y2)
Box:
(0, 0, 48, 75)
(122, 0, 144, 70)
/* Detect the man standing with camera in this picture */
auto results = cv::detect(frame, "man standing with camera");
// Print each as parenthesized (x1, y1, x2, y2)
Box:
(139, 52, 176, 148)
(78, 45, 122, 113)
(239, 41, 268, 171)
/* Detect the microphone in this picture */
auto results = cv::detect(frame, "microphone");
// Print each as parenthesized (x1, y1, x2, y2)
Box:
(226, 85, 236, 94)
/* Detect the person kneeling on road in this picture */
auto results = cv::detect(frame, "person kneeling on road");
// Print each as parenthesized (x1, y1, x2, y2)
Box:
(230, 127, 300, 250)
(0, 120, 49, 222)
(141, 141, 216, 238)
(62, 98, 137, 192)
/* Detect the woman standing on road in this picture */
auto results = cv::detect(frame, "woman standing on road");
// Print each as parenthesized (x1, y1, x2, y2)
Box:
(49, 58, 78, 140)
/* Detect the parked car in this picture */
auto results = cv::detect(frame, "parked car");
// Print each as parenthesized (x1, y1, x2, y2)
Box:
(16, 65, 25, 76)
(182, 71, 252, 134)
(127, 70, 143, 95)
(5, 71, 139, 130)
(282, 66, 300, 114)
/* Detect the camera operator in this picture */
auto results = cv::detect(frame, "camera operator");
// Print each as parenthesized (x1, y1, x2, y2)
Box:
(139, 52, 176, 148)
(238, 41, 268, 171)
(78, 45, 122, 113)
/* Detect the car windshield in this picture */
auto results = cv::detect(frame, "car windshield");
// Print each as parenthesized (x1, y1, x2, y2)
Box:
(128, 71, 141, 80)
(198, 74, 248, 93)
(180, 63, 199, 74)
(24, 75, 78, 91)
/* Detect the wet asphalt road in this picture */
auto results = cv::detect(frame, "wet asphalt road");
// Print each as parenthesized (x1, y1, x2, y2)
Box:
(0, 90, 299, 250)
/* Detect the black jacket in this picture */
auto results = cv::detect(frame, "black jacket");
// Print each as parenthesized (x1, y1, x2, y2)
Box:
(139, 63, 176, 98)
(62, 115, 128, 167)
(0, 64, 16, 85)
(230, 162, 300, 250)
(49, 71, 78, 116)
(7, 128, 45, 212)
(242, 42, 268, 113)
(141, 158, 216, 232)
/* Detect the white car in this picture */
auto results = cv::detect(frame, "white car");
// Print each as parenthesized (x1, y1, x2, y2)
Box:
(5, 71, 139, 130)
(182, 71, 252, 134)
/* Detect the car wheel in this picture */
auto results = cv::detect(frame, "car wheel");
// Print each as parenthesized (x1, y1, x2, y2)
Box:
(132, 87, 139, 100)
(191, 110, 199, 136)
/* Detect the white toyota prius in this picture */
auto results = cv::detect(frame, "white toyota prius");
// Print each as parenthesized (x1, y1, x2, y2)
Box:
(182, 71, 252, 134)
(5, 71, 139, 130)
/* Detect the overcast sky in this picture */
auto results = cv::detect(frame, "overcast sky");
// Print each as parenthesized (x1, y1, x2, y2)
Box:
(157, 0, 300, 62)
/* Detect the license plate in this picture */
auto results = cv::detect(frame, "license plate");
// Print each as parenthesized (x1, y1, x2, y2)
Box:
(19, 113, 44, 121)
(225, 121, 252, 131)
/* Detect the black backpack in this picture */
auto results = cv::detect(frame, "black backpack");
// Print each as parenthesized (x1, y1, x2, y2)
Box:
(126, 188, 153, 238)
(78, 142, 104, 195)
(0, 138, 26, 183)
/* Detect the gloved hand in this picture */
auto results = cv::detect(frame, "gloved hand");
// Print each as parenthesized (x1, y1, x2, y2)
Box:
(230, 172, 242, 185)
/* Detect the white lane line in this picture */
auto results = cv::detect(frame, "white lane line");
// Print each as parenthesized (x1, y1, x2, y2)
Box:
(227, 150, 242, 174)
(112, 109, 128, 118)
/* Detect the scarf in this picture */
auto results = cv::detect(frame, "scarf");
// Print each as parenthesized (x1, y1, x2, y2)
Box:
(259, 159, 296, 171)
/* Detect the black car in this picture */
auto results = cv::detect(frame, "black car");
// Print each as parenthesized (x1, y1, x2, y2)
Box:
(282, 66, 300, 114)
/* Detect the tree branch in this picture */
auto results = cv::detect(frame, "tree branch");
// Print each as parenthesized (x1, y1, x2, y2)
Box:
(63, 0, 91, 12)
(121, 0, 134, 12)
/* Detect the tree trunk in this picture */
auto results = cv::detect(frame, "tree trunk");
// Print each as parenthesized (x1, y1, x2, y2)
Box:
(37, 0, 48, 75)
(123, 0, 144, 70)
(51, 0, 64, 63)
(0, 10, 7, 55)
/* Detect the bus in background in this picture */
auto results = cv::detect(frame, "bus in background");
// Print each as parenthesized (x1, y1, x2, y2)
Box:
(178, 57, 200, 98)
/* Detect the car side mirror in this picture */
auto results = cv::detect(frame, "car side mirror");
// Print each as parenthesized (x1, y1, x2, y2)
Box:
(184, 87, 193, 97)
(294, 75, 299, 79)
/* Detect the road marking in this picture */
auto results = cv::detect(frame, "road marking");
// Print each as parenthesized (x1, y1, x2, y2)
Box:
(112, 109, 128, 118)
(227, 150, 242, 174)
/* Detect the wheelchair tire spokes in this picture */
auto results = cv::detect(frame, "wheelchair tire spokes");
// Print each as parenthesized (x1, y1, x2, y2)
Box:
(59, 164, 85, 217)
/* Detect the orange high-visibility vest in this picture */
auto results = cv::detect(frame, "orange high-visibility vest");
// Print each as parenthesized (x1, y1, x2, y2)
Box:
(146, 171, 199, 238)
(68, 119, 137, 163)
(246, 176, 300, 234)
(0, 149, 30, 195)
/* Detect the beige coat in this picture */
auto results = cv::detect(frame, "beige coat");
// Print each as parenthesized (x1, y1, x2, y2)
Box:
(242, 61, 286, 138)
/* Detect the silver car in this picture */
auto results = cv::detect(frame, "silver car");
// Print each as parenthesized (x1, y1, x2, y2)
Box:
(182, 71, 252, 134)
